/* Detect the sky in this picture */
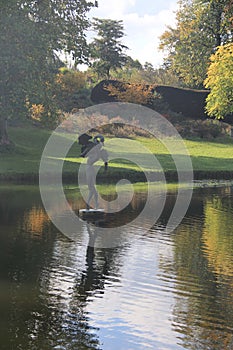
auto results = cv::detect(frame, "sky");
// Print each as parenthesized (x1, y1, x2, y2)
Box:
(87, 0, 178, 68)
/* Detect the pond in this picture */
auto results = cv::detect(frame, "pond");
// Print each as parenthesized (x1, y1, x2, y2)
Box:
(1, 184, 233, 350)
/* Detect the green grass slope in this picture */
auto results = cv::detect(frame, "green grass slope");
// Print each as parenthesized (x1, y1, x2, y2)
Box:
(1, 126, 233, 180)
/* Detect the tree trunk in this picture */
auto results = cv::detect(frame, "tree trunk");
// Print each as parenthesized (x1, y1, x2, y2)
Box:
(106, 67, 110, 80)
(215, 4, 223, 47)
(0, 118, 10, 145)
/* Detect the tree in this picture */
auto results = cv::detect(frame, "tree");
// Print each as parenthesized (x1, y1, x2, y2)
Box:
(204, 43, 233, 119)
(108, 57, 143, 82)
(104, 59, 181, 86)
(55, 68, 91, 111)
(159, 0, 233, 88)
(0, 0, 97, 145)
(90, 18, 128, 79)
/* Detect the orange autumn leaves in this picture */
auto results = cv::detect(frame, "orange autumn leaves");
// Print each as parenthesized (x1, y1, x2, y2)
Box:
(104, 82, 155, 106)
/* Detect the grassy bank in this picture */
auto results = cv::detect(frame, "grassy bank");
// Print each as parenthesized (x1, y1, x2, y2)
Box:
(1, 125, 233, 182)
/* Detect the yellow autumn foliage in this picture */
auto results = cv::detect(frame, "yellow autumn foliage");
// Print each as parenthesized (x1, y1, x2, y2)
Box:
(205, 43, 233, 119)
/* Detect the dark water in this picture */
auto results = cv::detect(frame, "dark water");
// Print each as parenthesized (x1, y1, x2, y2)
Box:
(1, 184, 233, 350)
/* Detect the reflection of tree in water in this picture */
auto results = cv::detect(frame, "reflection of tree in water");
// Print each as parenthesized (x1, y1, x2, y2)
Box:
(203, 187, 233, 278)
(0, 187, 121, 350)
(158, 187, 233, 350)
(0, 214, 57, 349)
(1, 185, 164, 350)
(5, 185, 233, 349)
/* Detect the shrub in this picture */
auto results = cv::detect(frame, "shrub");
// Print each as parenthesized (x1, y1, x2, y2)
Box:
(61, 112, 152, 138)
(105, 82, 154, 106)
(175, 119, 231, 139)
(55, 69, 90, 111)
(27, 103, 64, 128)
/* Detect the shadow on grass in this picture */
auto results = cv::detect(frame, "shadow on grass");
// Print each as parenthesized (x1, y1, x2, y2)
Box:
(1, 140, 233, 182)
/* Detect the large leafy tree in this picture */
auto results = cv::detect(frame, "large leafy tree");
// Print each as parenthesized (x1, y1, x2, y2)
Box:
(204, 43, 233, 119)
(90, 18, 128, 79)
(159, 0, 233, 88)
(0, 0, 96, 144)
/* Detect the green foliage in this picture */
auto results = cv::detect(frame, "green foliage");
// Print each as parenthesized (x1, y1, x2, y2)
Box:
(90, 58, 182, 87)
(55, 69, 91, 111)
(0, 0, 96, 142)
(139, 64, 182, 86)
(108, 58, 143, 83)
(27, 68, 93, 123)
(19, 0, 96, 65)
(0, 8, 46, 119)
(90, 18, 128, 79)
(27, 102, 64, 129)
(159, 0, 233, 87)
(205, 43, 233, 119)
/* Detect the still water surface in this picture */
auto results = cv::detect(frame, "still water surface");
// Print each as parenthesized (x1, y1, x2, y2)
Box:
(1, 184, 233, 350)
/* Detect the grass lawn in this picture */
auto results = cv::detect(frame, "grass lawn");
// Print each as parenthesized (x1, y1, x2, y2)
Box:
(0, 126, 51, 175)
(1, 125, 233, 179)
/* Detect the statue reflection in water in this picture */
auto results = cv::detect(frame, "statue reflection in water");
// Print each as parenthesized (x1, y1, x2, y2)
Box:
(30, 216, 121, 350)
(79, 220, 113, 297)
